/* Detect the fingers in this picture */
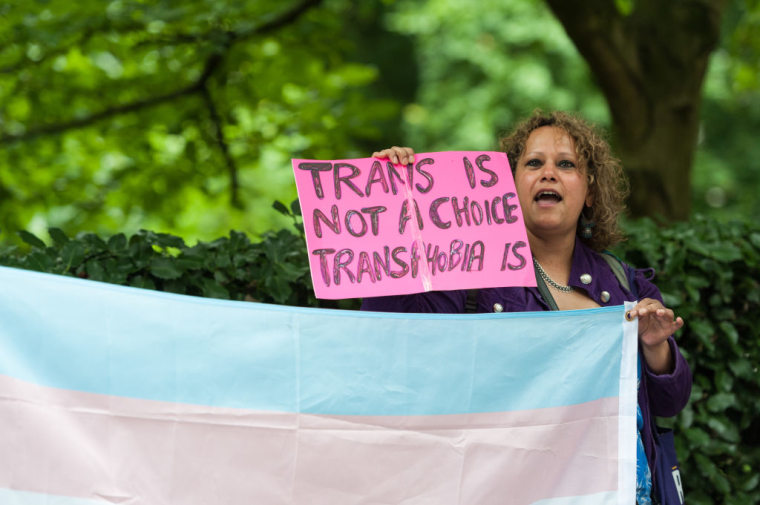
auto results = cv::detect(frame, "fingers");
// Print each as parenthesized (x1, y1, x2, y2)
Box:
(626, 298, 685, 348)
(625, 299, 684, 327)
(625, 298, 667, 320)
(371, 146, 416, 165)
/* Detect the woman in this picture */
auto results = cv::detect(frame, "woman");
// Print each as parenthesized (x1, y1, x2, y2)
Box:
(362, 110, 691, 504)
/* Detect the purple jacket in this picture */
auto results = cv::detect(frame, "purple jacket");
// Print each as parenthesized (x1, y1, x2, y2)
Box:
(362, 238, 692, 477)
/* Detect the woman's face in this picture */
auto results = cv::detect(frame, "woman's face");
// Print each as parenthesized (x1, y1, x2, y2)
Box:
(514, 126, 592, 242)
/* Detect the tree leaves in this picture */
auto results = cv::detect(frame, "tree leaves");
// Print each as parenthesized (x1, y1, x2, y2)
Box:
(0, 0, 400, 243)
(149, 257, 183, 280)
(18, 231, 46, 249)
(272, 200, 290, 216)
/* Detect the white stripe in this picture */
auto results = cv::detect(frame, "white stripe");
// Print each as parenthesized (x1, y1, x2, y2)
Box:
(618, 301, 639, 505)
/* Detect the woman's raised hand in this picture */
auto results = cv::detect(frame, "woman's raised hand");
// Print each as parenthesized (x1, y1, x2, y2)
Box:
(626, 298, 684, 374)
(372, 147, 416, 165)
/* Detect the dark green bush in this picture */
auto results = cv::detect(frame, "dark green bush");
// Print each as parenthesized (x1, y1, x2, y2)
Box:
(1, 212, 758, 502)
(0, 201, 359, 311)
(614, 216, 760, 504)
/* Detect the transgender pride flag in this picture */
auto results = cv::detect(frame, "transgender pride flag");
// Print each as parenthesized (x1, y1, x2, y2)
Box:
(0, 266, 637, 505)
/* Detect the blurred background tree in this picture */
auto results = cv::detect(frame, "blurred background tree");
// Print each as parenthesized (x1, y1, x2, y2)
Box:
(0, 0, 409, 241)
(547, 0, 725, 220)
(0, 0, 758, 243)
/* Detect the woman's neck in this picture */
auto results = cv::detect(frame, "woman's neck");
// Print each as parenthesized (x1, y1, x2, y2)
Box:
(528, 231, 576, 273)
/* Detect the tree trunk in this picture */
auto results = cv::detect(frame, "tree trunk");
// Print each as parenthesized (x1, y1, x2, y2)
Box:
(545, 0, 727, 220)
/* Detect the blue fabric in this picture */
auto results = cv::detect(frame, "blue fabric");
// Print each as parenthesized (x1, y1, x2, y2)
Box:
(0, 265, 627, 416)
(637, 357, 653, 504)
(362, 238, 693, 484)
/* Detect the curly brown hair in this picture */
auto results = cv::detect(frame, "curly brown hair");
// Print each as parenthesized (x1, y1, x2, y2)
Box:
(499, 110, 629, 251)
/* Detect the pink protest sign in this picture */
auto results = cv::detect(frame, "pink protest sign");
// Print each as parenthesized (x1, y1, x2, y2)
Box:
(292, 152, 536, 299)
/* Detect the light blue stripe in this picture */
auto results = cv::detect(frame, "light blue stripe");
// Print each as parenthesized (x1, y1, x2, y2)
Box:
(0, 266, 625, 416)
(0, 488, 102, 505)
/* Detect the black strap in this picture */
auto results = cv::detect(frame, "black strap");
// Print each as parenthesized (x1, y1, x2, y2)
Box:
(601, 251, 639, 299)
(465, 289, 479, 313)
(534, 269, 561, 311)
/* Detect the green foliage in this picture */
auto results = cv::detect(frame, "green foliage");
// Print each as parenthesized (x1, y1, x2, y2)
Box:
(692, 0, 760, 221)
(2, 0, 760, 237)
(0, 0, 404, 242)
(614, 215, 760, 504)
(0, 212, 357, 310)
(386, 0, 608, 151)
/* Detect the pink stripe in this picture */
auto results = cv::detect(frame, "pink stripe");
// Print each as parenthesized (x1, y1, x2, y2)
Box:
(0, 374, 618, 504)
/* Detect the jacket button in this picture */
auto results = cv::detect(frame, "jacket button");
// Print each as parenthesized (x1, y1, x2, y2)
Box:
(600, 291, 611, 303)
(493, 303, 504, 313)
(580, 273, 592, 284)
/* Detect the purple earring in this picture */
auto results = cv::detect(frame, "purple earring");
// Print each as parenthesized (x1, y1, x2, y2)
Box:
(580, 208, 595, 239)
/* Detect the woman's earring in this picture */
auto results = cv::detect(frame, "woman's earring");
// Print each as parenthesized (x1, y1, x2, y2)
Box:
(580, 208, 595, 239)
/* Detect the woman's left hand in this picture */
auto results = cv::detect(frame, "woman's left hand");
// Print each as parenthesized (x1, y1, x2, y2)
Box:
(626, 298, 684, 374)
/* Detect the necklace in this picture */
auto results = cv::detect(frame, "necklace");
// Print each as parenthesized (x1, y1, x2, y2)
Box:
(533, 258, 574, 293)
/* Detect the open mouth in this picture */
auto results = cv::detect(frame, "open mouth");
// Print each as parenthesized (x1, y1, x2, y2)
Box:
(534, 190, 562, 203)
